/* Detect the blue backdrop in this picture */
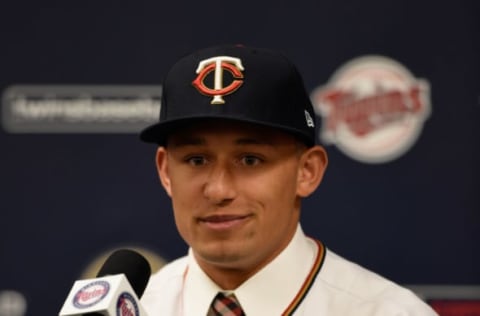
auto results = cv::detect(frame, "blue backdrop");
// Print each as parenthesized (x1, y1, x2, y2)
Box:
(0, 1, 478, 315)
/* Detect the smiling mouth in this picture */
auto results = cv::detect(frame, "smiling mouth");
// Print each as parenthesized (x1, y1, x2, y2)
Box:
(199, 214, 251, 230)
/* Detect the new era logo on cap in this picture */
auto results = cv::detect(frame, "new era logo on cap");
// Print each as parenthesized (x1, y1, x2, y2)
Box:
(140, 45, 317, 146)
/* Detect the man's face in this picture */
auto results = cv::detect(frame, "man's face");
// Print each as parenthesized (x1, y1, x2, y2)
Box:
(156, 121, 325, 279)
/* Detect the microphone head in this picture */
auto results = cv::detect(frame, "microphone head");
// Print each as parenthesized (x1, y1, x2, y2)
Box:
(96, 249, 151, 298)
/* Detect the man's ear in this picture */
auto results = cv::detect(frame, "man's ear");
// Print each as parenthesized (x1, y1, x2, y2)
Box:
(297, 145, 328, 197)
(156, 147, 172, 197)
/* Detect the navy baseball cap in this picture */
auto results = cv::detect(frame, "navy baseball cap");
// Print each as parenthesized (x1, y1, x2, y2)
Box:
(140, 45, 317, 146)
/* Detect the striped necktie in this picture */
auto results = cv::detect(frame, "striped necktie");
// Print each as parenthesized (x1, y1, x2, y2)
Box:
(207, 292, 246, 316)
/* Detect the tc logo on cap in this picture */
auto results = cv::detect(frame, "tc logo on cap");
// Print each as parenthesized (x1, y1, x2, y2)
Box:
(192, 56, 245, 104)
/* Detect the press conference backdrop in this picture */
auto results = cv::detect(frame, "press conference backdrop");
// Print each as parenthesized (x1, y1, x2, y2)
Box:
(0, 1, 478, 315)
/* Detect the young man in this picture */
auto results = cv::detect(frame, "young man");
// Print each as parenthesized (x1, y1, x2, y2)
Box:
(139, 45, 437, 315)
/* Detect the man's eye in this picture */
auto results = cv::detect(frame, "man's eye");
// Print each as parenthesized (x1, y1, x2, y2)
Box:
(241, 155, 262, 166)
(186, 156, 206, 166)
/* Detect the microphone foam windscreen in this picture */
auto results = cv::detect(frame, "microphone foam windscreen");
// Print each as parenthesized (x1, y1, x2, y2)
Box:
(96, 249, 151, 298)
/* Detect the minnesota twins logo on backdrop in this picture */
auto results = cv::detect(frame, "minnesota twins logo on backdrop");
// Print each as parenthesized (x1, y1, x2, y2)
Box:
(311, 55, 431, 164)
(192, 56, 245, 104)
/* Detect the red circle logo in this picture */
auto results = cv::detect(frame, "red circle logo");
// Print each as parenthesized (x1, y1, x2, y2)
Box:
(312, 55, 431, 163)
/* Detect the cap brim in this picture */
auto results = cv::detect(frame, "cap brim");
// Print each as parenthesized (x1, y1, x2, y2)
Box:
(139, 116, 315, 147)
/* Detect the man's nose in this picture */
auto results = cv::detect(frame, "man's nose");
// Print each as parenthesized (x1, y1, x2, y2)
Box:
(203, 164, 237, 205)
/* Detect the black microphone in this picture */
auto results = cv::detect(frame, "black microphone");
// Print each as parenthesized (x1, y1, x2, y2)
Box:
(59, 249, 151, 316)
(96, 249, 151, 298)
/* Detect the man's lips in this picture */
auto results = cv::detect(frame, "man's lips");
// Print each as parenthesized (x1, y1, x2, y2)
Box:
(198, 214, 251, 229)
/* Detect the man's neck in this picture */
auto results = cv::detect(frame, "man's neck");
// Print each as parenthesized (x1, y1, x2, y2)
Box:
(193, 231, 297, 290)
